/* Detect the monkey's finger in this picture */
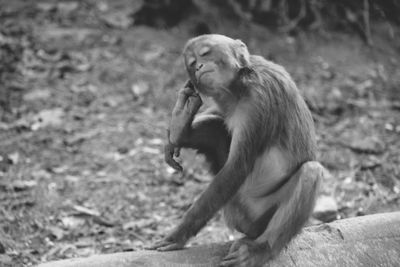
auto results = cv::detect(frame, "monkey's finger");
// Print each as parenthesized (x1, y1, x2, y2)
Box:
(228, 240, 242, 254)
(222, 250, 241, 261)
(145, 241, 163, 250)
(164, 145, 183, 171)
(187, 94, 203, 110)
(146, 239, 171, 250)
(184, 80, 194, 89)
(165, 156, 183, 172)
(219, 257, 239, 267)
(175, 89, 191, 109)
(145, 243, 160, 250)
(167, 158, 183, 172)
(174, 147, 180, 157)
(157, 242, 184, 251)
(182, 86, 197, 96)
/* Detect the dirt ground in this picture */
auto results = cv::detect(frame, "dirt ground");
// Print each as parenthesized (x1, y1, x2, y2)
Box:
(0, 1, 399, 266)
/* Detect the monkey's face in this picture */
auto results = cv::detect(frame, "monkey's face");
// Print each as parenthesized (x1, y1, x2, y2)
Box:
(183, 35, 249, 99)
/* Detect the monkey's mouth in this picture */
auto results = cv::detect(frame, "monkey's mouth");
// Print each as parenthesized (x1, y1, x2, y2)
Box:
(197, 70, 214, 81)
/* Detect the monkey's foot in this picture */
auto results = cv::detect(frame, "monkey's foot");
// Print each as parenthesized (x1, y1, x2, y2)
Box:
(220, 238, 270, 267)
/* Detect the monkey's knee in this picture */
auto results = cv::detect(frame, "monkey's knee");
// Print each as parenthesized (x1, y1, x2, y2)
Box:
(293, 161, 327, 211)
(298, 161, 328, 190)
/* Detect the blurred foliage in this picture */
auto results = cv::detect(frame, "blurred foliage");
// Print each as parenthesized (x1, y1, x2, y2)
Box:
(133, 0, 400, 43)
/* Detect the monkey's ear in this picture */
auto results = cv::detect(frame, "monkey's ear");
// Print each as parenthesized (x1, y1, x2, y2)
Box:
(234, 39, 250, 67)
(232, 66, 254, 94)
(235, 39, 247, 48)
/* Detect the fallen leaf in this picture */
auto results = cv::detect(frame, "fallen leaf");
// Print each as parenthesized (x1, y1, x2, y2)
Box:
(92, 216, 115, 227)
(72, 205, 101, 217)
(75, 247, 95, 257)
(23, 89, 51, 101)
(360, 156, 382, 170)
(48, 226, 65, 240)
(7, 152, 19, 164)
(64, 129, 100, 146)
(74, 237, 93, 248)
(61, 216, 86, 229)
(101, 11, 133, 29)
(57, 2, 79, 13)
(37, 2, 56, 12)
(122, 218, 153, 230)
(148, 138, 163, 145)
(347, 136, 385, 154)
(3, 180, 37, 191)
(51, 165, 68, 174)
(143, 46, 164, 62)
(31, 108, 64, 130)
(0, 254, 12, 265)
(142, 147, 159, 154)
(65, 175, 80, 183)
(131, 82, 150, 98)
(0, 241, 5, 253)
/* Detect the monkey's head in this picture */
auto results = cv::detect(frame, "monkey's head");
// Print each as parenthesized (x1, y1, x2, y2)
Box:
(183, 34, 250, 99)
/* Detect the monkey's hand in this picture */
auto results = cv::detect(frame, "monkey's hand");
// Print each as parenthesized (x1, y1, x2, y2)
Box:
(164, 141, 183, 172)
(169, 83, 202, 146)
(147, 228, 189, 251)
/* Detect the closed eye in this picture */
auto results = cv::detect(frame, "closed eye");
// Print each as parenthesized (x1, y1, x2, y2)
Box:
(187, 57, 196, 67)
(199, 46, 210, 57)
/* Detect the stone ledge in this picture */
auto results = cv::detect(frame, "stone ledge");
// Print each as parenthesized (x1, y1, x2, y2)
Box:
(38, 212, 400, 267)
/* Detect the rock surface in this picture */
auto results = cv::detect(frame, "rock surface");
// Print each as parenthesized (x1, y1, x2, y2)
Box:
(38, 212, 400, 267)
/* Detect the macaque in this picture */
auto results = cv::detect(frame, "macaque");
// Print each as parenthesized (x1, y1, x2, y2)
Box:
(151, 34, 326, 267)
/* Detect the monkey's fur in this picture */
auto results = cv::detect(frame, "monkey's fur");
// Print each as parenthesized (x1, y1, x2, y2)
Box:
(151, 34, 326, 267)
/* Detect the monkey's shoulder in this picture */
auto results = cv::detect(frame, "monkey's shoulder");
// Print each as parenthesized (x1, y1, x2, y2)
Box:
(249, 55, 283, 69)
(248, 55, 291, 79)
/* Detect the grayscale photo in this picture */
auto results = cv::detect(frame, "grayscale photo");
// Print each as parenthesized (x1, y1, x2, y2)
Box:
(0, 0, 399, 266)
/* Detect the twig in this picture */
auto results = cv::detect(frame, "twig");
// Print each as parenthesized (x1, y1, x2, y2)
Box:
(278, 0, 290, 26)
(309, 0, 323, 30)
(227, 0, 252, 21)
(279, 0, 307, 32)
(363, 0, 373, 45)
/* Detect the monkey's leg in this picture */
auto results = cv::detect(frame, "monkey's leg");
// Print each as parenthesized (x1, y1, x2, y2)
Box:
(220, 161, 324, 267)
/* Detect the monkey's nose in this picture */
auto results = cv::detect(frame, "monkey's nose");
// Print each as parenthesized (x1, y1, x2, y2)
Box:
(196, 63, 203, 71)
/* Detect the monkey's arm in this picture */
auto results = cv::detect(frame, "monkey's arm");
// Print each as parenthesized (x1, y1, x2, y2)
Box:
(165, 83, 226, 172)
(165, 82, 203, 171)
(152, 120, 261, 251)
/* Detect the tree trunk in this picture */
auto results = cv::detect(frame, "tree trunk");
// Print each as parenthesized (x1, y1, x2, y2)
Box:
(38, 212, 400, 267)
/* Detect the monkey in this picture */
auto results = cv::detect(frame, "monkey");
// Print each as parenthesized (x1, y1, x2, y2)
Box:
(150, 34, 327, 267)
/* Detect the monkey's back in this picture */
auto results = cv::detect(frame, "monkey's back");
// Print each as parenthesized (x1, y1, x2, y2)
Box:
(248, 55, 317, 164)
